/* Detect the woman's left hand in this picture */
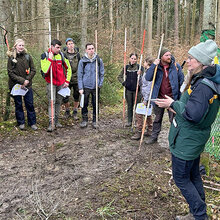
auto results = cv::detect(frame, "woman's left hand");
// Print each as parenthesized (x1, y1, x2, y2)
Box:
(154, 95, 174, 108)
(137, 70, 142, 75)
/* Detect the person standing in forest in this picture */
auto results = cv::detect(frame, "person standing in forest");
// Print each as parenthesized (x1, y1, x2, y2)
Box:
(145, 48, 184, 144)
(118, 53, 144, 127)
(7, 39, 37, 131)
(131, 57, 154, 140)
(77, 43, 104, 129)
(63, 38, 80, 120)
(41, 39, 72, 132)
(155, 40, 219, 220)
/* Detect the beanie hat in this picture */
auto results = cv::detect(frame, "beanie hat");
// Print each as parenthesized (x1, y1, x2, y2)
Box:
(65, 38, 74, 44)
(188, 40, 217, 66)
(160, 47, 170, 58)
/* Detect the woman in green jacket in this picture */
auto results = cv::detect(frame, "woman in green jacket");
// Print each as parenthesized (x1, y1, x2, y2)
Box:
(155, 40, 219, 220)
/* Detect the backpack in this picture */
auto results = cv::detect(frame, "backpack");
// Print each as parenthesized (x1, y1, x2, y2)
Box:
(40, 51, 66, 78)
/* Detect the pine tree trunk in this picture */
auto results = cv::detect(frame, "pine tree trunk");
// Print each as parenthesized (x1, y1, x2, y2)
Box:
(140, 0, 145, 33)
(174, 0, 179, 46)
(98, 0, 102, 30)
(147, 0, 153, 56)
(191, 0, 196, 44)
(156, 0, 161, 38)
(216, 0, 220, 44)
(185, 0, 190, 45)
(81, 0, 87, 52)
(109, 0, 114, 63)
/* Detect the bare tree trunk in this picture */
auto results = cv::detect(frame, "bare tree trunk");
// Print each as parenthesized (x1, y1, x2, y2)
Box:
(147, 0, 153, 56)
(203, 0, 216, 30)
(140, 0, 145, 33)
(109, 0, 114, 63)
(161, 1, 165, 36)
(165, 0, 169, 40)
(216, 0, 220, 44)
(81, 0, 87, 52)
(180, 1, 185, 44)
(98, 0, 102, 30)
(156, 0, 161, 37)
(31, 0, 36, 40)
(191, 0, 196, 44)
(174, 0, 179, 47)
(185, 0, 190, 45)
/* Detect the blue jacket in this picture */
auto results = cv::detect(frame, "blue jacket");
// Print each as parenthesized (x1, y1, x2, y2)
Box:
(145, 57, 184, 101)
(78, 53, 104, 90)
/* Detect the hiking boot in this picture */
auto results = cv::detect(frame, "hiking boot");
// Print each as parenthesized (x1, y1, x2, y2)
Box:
(92, 122, 97, 129)
(55, 122, 63, 128)
(145, 137, 157, 145)
(73, 110, 79, 120)
(47, 123, 55, 132)
(64, 110, 70, 118)
(125, 122, 132, 127)
(144, 130, 152, 137)
(31, 124, 38, 131)
(176, 213, 195, 220)
(19, 124, 25, 130)
(80, 121, 88, 128)
(131, 132, 142, 140)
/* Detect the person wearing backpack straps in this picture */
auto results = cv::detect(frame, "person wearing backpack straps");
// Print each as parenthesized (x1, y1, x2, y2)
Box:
(63, 38, 80, 120)
(7, 38, 37, 131)
(41, 39, 72, 132)
(77, 43, 104, 129)
(145, 47, 184, 144)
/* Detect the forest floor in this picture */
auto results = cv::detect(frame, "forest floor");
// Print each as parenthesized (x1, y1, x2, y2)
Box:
(0, 105, 219, 220)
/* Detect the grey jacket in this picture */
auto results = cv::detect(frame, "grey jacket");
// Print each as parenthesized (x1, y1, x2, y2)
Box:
(141, 72, 152, 102)
(77, 53, 104, 90)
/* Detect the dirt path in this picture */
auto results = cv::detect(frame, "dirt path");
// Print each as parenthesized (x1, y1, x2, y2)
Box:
(0, 113, 207, 219)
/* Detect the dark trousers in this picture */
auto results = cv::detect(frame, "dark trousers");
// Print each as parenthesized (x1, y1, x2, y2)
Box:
(81, 88, 99, 122)
(172, 154, 207, 220)
(13, 88, 36, 126)
(151, 104, 174, 139)
(125, 89, 141, 123)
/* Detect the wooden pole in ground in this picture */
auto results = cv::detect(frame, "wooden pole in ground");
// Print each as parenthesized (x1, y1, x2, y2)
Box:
(95, 30, 98, 126)
(132, 29, 146, 131)
(139, 33, 164, 150)
(123, 28, 127, 127)
(49, 22, 54, 128)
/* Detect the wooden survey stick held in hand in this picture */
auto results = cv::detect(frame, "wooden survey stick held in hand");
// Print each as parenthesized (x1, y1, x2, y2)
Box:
(49, 22, 54, 128)
(123, 28, 127, 127)
(95, 30, 99, 126)
(132, 29, 146, 130)
(139, 33, 164, 150)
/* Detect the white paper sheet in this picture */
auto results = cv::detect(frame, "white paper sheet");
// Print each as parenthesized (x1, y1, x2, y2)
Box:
(10, 84, 28, 96)
(58, 87, 71, 97)
(136, 103, 152, 116)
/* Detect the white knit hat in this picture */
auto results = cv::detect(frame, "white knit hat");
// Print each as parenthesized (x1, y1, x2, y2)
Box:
(188, 40, 217, 65)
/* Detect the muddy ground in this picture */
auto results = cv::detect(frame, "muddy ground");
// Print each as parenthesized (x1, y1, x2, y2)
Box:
(0, 108, 219, 220)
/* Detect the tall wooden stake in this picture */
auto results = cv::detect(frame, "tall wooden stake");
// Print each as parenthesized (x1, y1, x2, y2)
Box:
(123, 28, 127, 127)
(132, 29, 146, 130)
(139, 33, 164, 150)
(49, 22, 54, 128)
(95, 30, 98, 126)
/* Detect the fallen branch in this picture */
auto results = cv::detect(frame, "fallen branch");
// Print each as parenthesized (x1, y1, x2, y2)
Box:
(125, 161, 136, 172)
(203, 185, 220, 192)
(203, 180, 220, 187)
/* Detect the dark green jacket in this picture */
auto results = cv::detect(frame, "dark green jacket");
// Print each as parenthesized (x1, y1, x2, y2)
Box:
(7, 52, 36, 90)
(168, 65, 220, 160)
(64, 50, 80, 84)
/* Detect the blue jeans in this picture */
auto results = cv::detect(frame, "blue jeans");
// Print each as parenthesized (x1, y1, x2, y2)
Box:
(13, 88, 36, 126)
(172, 154, 208, 220)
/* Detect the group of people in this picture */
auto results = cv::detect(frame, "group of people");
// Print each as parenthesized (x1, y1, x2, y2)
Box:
(7, 38, 104, 132)
(7, 37, 220, 220)
(118, 40, 219, 220)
